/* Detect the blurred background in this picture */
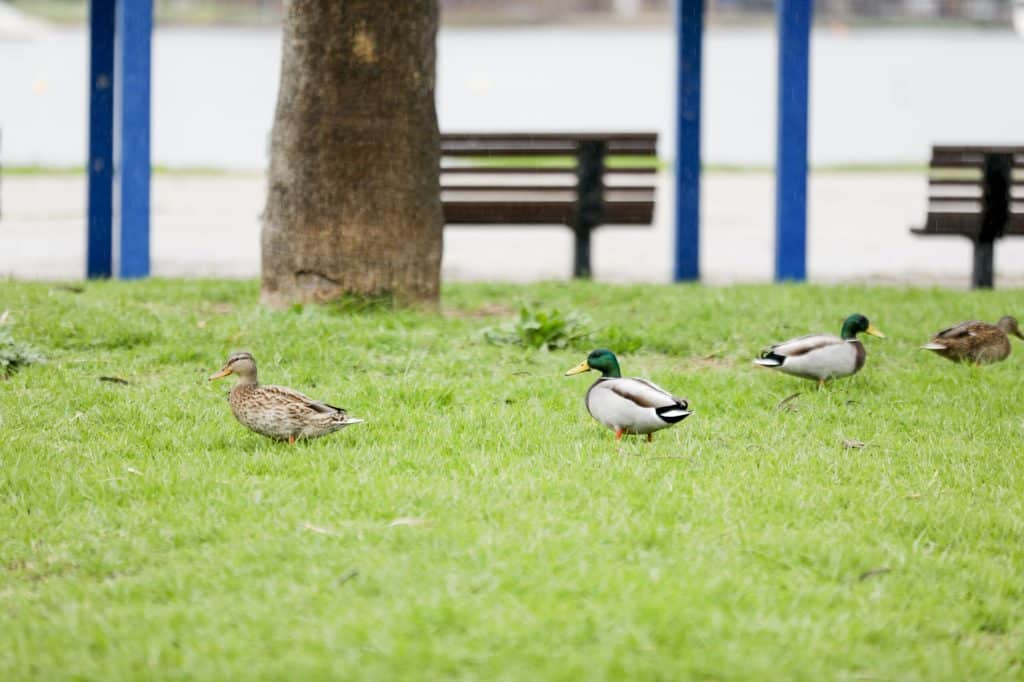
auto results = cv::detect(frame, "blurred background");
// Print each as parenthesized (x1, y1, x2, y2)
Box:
(1, 0, 1023, 284)
(5, 0, 1018, 27)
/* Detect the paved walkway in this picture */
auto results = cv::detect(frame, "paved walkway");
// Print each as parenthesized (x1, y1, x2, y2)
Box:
(2, 172, 1023, 287)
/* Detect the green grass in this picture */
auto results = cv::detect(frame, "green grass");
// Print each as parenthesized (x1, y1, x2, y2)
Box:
(1, 279, 1022, 680)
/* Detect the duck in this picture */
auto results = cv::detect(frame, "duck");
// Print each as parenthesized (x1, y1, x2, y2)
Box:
(921, 315, 1023, 365)
(754, 313, 885, 389)
(564, 349, 692, 442)
(209, 351, 363, 443)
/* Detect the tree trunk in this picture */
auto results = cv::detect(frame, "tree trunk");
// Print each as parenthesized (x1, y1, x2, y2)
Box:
(261, 0, 442, 307)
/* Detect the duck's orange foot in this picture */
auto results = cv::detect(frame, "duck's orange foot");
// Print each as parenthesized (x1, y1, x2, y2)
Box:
(615, 429, 624, 441)
(647, 433, 653, 443)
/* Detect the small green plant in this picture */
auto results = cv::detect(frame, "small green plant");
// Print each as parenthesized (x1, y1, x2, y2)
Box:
(0, 326, 44, 378)
(483, 303, 592, 351)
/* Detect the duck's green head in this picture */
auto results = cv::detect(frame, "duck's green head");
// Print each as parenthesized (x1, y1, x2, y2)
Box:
(841, 314, 886, 340)
(565, 348, 622, 378)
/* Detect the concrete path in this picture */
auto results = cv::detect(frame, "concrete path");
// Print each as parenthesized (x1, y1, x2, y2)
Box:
(2, 172, 1023, 287)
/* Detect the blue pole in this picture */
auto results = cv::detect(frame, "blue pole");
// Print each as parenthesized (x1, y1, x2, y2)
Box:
(87, 0, 116, 278)
(673, 0, 703, 282)
(774, 0, 812, 282)
(116, 0, 153, 278)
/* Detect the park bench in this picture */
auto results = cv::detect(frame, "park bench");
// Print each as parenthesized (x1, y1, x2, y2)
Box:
(440, 132, 659, 278)
(911, 145, 1024, 288)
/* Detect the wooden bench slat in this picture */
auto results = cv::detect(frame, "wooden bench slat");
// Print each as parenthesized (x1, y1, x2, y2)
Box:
(443, 145, 577, 157)
(443, 184, 577, 192)
(441, 166, 574, 174)
(931, 147, 1024, 167)
(441, 133, 658, 156)
(443, 194, 655, 204)
(444, 201, 574, 224)
(929, 156, 987, 168)
(928, 197, 982, 206)
(441, 165, 656, 175)
(441, 132, 656, 143)
(443, 192, 577, 203)
(927, 178, 982, 187)
(444, 201, 654, 225)
(440, 139, 655, 148)
(603, 202, 657, 224)
(442, 145, 658, 156)
(441, 184, 656, 193)
(932, 144, 1024, 155)
(913, 212, 983, 237)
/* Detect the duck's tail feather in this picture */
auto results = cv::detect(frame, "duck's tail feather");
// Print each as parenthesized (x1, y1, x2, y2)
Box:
(920, 342, 946, 351)
(656, 404, 693, 424)
(754, 352, 784, 367)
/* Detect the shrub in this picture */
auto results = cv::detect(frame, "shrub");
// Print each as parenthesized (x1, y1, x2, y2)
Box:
(483, 303, 592, 352)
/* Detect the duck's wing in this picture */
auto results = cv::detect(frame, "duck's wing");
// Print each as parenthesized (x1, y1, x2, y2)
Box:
(925, 321, 1000, 352)
(261, 384, 347, 415)
(601, 377, 688, 410)
(934, 320, 989, 340)
(762, 333, 844, 358)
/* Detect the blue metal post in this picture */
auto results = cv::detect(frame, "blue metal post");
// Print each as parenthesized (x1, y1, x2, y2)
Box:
(87, 0, 116, 278)
(673, 0, 703, 282)
(115, 0, 153, 278)
(775, 0, 813, 282)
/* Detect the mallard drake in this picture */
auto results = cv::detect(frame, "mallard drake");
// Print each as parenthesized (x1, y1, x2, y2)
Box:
(754, 313, 885, 389)
(921, 315, 1023, 365)
(564, 349, 692, 442)
(209, 351, 363, 443)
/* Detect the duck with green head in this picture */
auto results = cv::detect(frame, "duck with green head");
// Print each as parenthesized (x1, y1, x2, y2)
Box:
(754, 314, 885, 389)
(565, 349, 692, 442)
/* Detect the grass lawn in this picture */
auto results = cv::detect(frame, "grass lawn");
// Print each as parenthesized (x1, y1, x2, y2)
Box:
(1, 279, 1022, 680)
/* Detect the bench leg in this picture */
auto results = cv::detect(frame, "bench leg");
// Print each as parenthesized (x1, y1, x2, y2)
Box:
(972, 239, 994, 289)
(572, 228, 592, 279)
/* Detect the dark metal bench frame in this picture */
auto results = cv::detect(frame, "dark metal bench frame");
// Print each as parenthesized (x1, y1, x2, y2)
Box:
(441, 132, 658, 278)
(912, 145, 1024, 288)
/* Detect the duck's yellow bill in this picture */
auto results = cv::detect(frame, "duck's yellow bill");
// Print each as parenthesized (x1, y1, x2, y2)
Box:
(866, 324, 886, 339)
(208, 367, 232, 380)
(564, 360, 591, 376)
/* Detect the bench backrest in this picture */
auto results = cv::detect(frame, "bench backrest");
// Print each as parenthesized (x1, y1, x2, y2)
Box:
(925, 145, 1024, 238)
(440, 132, 658, 228)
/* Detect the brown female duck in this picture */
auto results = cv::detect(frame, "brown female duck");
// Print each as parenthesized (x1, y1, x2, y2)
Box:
(209, 351, 363, 443)
(921, 316, 1023, 365)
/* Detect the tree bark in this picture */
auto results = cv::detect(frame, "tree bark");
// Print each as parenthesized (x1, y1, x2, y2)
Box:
(261, 0, 442, 307)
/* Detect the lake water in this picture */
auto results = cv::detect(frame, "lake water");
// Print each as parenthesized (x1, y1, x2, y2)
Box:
(1, 24, 1023, 168)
